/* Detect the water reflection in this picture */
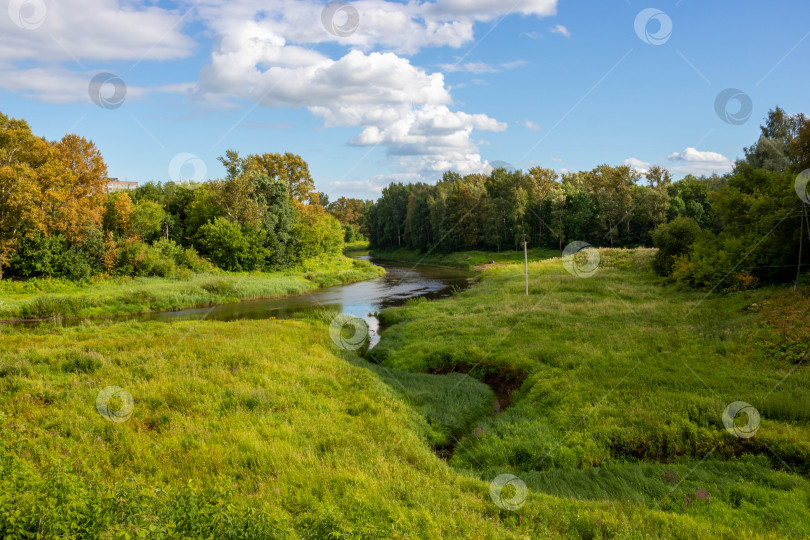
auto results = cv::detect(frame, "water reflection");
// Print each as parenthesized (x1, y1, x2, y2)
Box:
(110, 257, 473, 348)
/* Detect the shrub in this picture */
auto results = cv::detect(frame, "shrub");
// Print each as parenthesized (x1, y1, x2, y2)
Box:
(651, 217, 702, 276)
(115, 239, 176, 278)
(197, 218, 264, 272)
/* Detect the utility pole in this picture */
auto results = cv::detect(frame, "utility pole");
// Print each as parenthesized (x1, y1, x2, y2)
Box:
(798, 203, 806, 291)
(523, 233, 528, 296)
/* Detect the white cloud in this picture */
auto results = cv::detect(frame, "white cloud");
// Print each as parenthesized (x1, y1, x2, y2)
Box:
(550, 24, 570, 38)
(0, 0, 194, 101)
(0, 67, 192, 104)
(439, 60, 526, 73)
(193, 1, 547, 174)
(502, 60, 528, 70)
(523, 120, 541, 131)
(439, 62, 499, 74)
(667, 147, 734, 176)
(667, 147, 730, 163)
(2, 0, 559, 178)
(323, 172, 424, 198)
(198, 0, 557, 56)
(243, 121, 295, 129)
(0, 0, 194, 64)
(550, 157, 563, 162)
(623, 149, 734, 177)
(623, 157, 653, 174)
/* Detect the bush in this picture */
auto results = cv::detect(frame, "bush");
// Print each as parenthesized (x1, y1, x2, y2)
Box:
(651, 217, 702, 276)
(197, 218, 269, 272)
(343, 224, 365, 243)
(7, 233, 69, 277)
(7, 232, 99, 281)
(115, 240, 176, 278)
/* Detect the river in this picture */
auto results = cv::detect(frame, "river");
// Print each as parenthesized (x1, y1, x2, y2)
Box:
(86, 257, 474, 348)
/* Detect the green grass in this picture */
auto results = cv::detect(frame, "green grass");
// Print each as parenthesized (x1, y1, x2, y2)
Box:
(349, 355, 495, 449)
(1, 248, 809, 538)
(369, 246, 561, 269)
(369, 247, 810, 537)
(0, 255, 384, 321)
(4, 309, 796, 537)
(343, 241, 371, 257)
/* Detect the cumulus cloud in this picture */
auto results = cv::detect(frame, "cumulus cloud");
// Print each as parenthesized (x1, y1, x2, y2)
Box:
(523, 120, 541, 130)
(0, 0, 195, 101)
(0, 0, 194, 65)
(550, 24, 570, 37)
(623, 157, 653, 174)
(194, 0, 548, 174)
(195, 0, 557, 55)
(668, 147, 730, 163)
(623, 148, 734, 177)
(2, 0, 559, 177)
(667, 147, 734, 176)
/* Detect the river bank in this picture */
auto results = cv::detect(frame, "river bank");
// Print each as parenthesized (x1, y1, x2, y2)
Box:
(0, 255, 384, 321)
(369, 245, 560, 269)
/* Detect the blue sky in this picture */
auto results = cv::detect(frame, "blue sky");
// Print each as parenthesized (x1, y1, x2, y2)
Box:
(1, 0, 808, 199)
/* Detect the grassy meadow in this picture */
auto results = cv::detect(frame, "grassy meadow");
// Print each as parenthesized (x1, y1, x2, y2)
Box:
(370, 248, 810, 537)
(0, 247, 808, 538)
(370, 245, 560, 269)
(0, 255, 383, 321)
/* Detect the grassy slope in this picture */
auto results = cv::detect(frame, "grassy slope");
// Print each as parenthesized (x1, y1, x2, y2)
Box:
(370, 248, 810, 538)
(370, 246, 560, 269)
(0, 310, 767, 538)
(0, 255, 384, 320)
(2, 246, 807, 538)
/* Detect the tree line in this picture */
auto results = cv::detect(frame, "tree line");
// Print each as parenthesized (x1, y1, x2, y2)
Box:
(367, 106, 810, 290)
(0, 112, 345, 280)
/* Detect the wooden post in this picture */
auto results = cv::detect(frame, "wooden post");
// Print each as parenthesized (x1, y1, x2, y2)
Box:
(523, 233, 529, 296)
(797, 204, 806, 291)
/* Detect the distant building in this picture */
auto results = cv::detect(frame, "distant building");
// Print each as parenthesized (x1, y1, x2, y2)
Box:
(105, 178, 138, 193)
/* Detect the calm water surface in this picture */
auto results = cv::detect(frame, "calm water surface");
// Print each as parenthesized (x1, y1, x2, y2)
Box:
(96, 257, 473, 347)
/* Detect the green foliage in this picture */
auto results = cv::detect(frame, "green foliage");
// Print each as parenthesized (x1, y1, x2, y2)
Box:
(343, 224, 362, 243)
(7, 228, 107, 281)
(130, 200, 166, 242)
(651, 216, 702, 276)
(0, 120, 343, 280)
(670, 165, 804, 290)
(292, 208, 344, 262)
(197, 218, 269, 272)
(368, 106, 809, 292)
(115, 240, 176, 278)
(369, 164, 665, 255)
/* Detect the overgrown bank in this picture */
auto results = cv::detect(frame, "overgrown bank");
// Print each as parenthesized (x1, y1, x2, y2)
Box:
(368, 248, 810, 537)
(370, 246, 559, 269)
(0, 255, 383, 321)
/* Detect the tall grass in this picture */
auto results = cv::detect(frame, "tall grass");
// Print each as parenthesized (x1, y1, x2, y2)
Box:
(370, 248, 810, 537)
(369, 246, 561, 269)
(0, 255, 384, 320)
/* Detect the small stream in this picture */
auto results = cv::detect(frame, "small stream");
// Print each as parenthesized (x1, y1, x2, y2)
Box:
(29, 257, 474, 348)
